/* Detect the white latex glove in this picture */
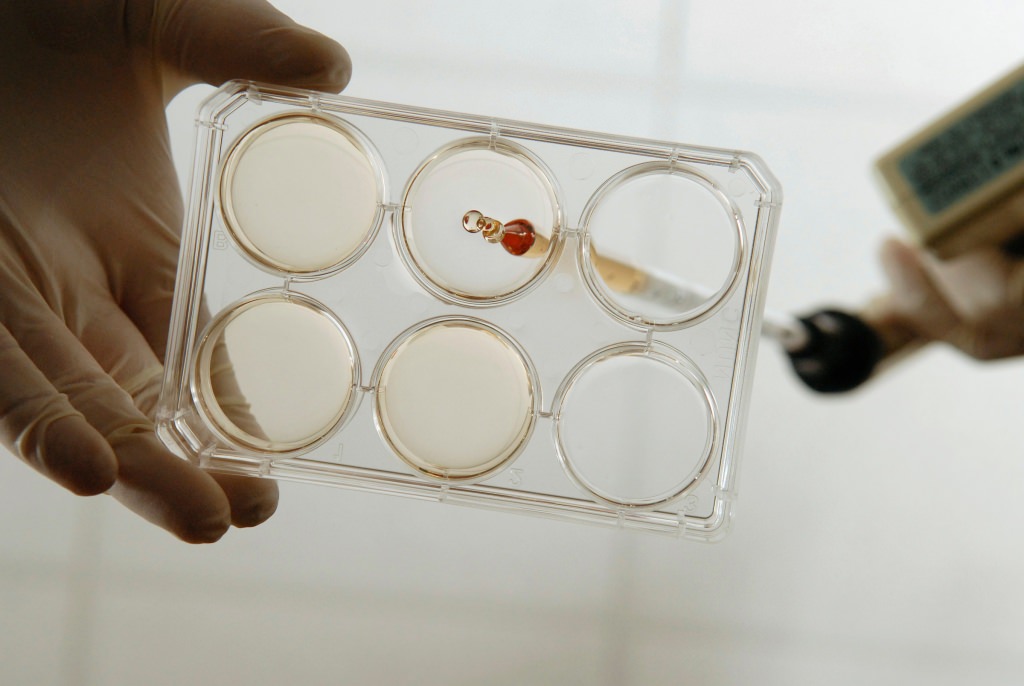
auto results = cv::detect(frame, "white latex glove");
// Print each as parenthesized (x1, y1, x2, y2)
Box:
(0, 0, 351, 542)
(864, 237, 1024, 362)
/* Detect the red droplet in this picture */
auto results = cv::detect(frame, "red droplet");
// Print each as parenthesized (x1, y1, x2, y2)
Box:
(501, 219, 536, 256)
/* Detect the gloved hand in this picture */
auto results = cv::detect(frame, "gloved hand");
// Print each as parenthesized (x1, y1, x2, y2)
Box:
(862, 237, 1024, 363)
(0, 0, 351, 542)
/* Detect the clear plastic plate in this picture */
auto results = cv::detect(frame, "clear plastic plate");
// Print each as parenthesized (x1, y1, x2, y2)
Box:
(156, 81, 782, 541)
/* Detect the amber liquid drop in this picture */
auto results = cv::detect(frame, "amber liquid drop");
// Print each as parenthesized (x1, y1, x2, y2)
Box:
(500, 219, 536, 255)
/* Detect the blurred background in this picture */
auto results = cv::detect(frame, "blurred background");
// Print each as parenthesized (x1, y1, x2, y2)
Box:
(4, 1, 1024, 684)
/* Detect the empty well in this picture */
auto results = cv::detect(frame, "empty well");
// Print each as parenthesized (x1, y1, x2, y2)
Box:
(193, 292, 359, 454)
(219, 113, 385, 276)
(553, 344, 718, 508)
(398, 138, 562, 304)
(374, 318, 537, 481)
(580, 162, 744, 329)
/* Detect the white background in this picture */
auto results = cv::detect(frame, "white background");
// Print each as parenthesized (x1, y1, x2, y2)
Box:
(4, 1, 1024, 684)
